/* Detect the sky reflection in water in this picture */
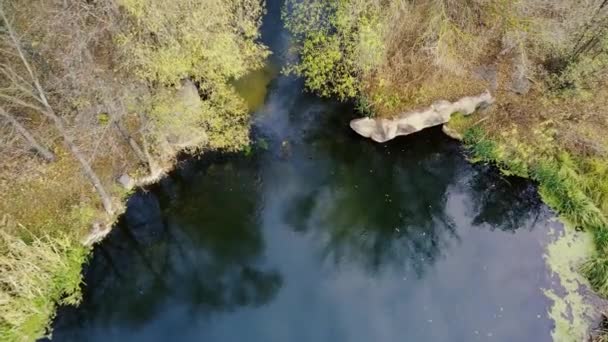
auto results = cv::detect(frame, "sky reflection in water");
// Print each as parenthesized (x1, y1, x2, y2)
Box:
(49, 0, 555, 340)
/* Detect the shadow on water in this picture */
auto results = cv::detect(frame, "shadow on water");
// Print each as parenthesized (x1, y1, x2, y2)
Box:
(466, 167, 544, 232)
(51, 157, 282, 340)
(276, 124, 462, 275)
(48, 0, 556, 340)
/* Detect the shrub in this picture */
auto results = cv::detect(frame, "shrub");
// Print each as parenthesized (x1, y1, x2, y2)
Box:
(463, 126, 500, 164)
(0, 231, 88, 341)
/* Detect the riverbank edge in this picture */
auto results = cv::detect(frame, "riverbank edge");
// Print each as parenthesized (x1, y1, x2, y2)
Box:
(31, 161, 189, 341)
(0, 142, 257, 341)
(348, 100, 605, 339)
(23, 110, 601, 341)
(1, 62, 279, 342)
(443, 115, 606, 341)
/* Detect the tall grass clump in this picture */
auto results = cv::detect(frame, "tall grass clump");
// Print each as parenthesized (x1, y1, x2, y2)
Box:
(533, 159, 608, 234)
(0, 231, 88, 341)
(582, 256, 608, 297)
(462, 126, 500, 164)
(464, 125, 608, 297)
(534, 161, 608, 296)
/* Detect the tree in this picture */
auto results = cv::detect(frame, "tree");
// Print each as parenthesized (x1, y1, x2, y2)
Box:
(0, 4, 114, 215)
(117, 0, 271, 157)
(0, 105, 55, 162)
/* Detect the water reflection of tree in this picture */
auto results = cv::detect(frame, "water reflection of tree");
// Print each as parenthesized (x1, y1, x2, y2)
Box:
(280, 116, 545, 276)
(467, 166, 544, 232)
(283, 128, 463, 276)
(56, 160, 281, 330)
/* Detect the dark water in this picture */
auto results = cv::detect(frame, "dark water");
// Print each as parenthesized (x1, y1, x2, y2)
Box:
(50, 1, 559, 341)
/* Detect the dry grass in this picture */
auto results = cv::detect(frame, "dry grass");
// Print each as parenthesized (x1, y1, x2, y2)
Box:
(0, 140, 145, 341)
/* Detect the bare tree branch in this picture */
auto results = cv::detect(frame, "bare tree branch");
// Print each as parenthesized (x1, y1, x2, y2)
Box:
(0, 3, 114, 215)
(0, 105, 55, 162)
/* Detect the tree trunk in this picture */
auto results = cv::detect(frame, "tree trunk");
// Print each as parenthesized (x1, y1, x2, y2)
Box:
(0, 7, 114, 215)
(113, 120, 148, 164)
(47, 108, 114, 215)
(137, 112, 162, 177)
(0, 107, 55, 162)
(1, 5, 114, 214)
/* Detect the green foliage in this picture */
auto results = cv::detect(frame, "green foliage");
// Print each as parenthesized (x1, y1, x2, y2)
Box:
(445, 112, 469, 131)
(296, 32, 357, 99)
(118, 0, 269, 87)
(97, 113, 110, 125)
(354, 15, 385, 73)
(582, 255, 608, 296)
(355, 95, 374, 117)
(463, 126, 500, 164)
(144, 79, 251, 156)
(500, 157, 530, 179)
(464, 125, 608, 297)
(284, 0, 608, 117)
(283, 0, 383, 101)
(200, 84, 251, 151)
(556, 54, 608, 96)
(118, 0, 269, 155)
(533, 158, 608, 233)
(282, 0, 335, 39)
(242, 144, 253, 157)
(579, 158, 608, 214)
(0, 231, 88, 341)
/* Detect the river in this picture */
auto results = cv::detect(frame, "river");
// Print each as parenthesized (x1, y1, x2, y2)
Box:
(48, 1, 563, 341)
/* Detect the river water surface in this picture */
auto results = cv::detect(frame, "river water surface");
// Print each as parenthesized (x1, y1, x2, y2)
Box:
(50, 1, 562, 341)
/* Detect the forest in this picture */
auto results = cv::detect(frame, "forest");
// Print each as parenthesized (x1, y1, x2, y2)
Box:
(1, 0, 608, 341)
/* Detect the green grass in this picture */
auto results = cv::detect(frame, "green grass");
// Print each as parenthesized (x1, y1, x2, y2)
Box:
(462, 125, 608, 298)
(463, 127, 500, 163)
(0, 231, 88, 341)
(0, 156, 108, 341)
(462, 126, 529, 177)
(582, 256, 608, 296)
(533, 158, 608, 233)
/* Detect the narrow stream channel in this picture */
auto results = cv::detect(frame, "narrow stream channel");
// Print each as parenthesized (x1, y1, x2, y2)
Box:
(49, 1, 560, 341)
